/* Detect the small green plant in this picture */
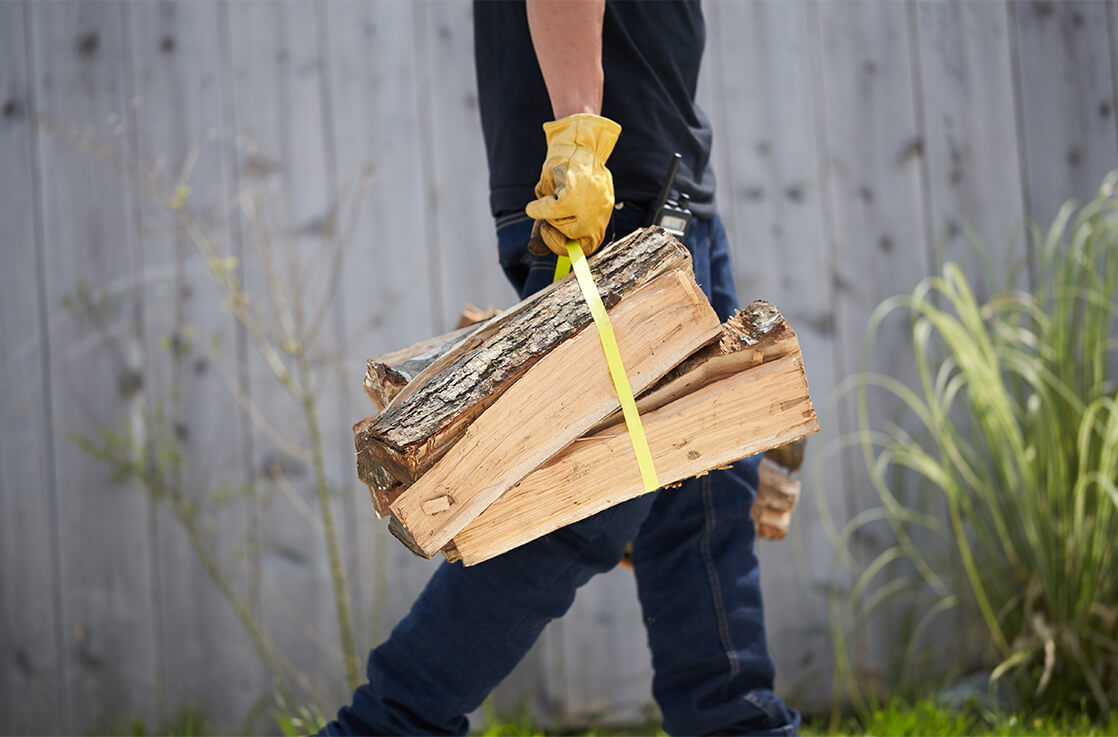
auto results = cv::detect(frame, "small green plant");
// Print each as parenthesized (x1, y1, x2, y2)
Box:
(475, 699, 546, 737)
(90, 707, 210, 737)
(831, 177, 1118, 716)
(46, 112, 380, 728)
(803, 698, 1118, 736)
(470, 698, 665, 737)
(273, 691, 329, 737)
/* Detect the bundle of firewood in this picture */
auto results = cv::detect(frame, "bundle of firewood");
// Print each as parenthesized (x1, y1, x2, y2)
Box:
(354, 228, 818, 565)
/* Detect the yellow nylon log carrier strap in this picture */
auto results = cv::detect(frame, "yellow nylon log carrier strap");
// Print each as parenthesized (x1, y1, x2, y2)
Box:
(553, 239, 659, 492)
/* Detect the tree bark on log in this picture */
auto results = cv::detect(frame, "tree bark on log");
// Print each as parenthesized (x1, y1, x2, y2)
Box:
(355, 227, 696, 517)
(362, 321, 490, 411)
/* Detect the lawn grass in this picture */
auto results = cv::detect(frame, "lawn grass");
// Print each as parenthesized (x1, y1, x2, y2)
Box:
(474, 699, 1117, 737)
(97, 696, 1118, 735)
(802, 699, 1117, 737)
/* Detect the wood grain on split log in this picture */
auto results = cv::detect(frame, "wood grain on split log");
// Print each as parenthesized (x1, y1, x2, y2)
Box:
(446, 351, 819, 565)
(587, 300, 797, 435)
(356, 227, 694, 517)
(390, 270, 722, 557)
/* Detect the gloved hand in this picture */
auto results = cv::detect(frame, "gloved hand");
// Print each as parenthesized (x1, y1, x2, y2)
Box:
(525, 113, 622, 257)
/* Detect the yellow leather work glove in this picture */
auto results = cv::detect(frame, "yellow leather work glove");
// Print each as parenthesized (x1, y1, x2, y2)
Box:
(525, 113, 622, 257)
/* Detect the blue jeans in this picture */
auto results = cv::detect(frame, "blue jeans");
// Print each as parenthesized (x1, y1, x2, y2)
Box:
(320, 206, 801, 736)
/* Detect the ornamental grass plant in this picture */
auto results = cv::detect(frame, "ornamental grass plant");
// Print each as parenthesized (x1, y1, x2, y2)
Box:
(832, 177, 1118, 716)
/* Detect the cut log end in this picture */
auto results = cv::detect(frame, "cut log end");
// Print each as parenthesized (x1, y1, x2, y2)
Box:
(754, 516, 792, 541)
(720, 300, 786, 351)
(365, 361, 409, 411)
(751, 460, 801, 541)
(456, 303, 499, 329)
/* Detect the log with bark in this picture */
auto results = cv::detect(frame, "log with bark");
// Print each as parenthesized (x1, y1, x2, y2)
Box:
(355, 227, 702, 518)
(362, 302, 501, 411)
(443, 307, 818, 565)
(366, 301, 811, 547)
(389, 271, 721, 557)
(353, 227, 819, 561)
(357, 229, 729, 556)
(363, 321, 491, 411)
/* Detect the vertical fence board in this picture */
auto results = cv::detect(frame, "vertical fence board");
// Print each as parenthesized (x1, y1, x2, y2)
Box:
(1012, 0, 1118, 231)
(29, 1, 159, 729)
(223, 0, 350, 711)
(414, 1, 516, 333)
(320, 0, 443, 663)
(0, 2, 65, 733)
(706, 0, 845, 710)
(124, 1, 265, 728)
(912, 0, 1030, 674)
(812, 0, 932, 691)
(915, 0, 1027, 294)
(270, 13, 353, 703)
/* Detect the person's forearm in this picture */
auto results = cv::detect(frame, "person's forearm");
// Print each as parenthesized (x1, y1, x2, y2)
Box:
(525, 0, 606, 119)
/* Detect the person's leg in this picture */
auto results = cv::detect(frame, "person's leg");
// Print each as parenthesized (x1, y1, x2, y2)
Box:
(631, 216, 800, 736)
(320, 495, 656, 735)
(631, 464, 798, 736)
(322, 212, 795, 735)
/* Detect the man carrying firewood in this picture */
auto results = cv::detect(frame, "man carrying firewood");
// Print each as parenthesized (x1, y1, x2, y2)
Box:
(319, 1, 801, 734)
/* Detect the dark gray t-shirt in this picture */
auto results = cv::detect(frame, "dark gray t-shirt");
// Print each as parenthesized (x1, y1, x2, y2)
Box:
(473, 0, 716, 218)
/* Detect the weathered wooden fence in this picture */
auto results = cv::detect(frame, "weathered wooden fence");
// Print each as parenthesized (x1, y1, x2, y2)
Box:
(1, 0, 1115, 733)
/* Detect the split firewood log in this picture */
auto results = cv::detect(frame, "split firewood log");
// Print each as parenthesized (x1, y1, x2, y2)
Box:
(356, 228, 727, 556)
(365, 301, 811, 549)
(354, 228, 820, 561)
(443, 307, 817, 565)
